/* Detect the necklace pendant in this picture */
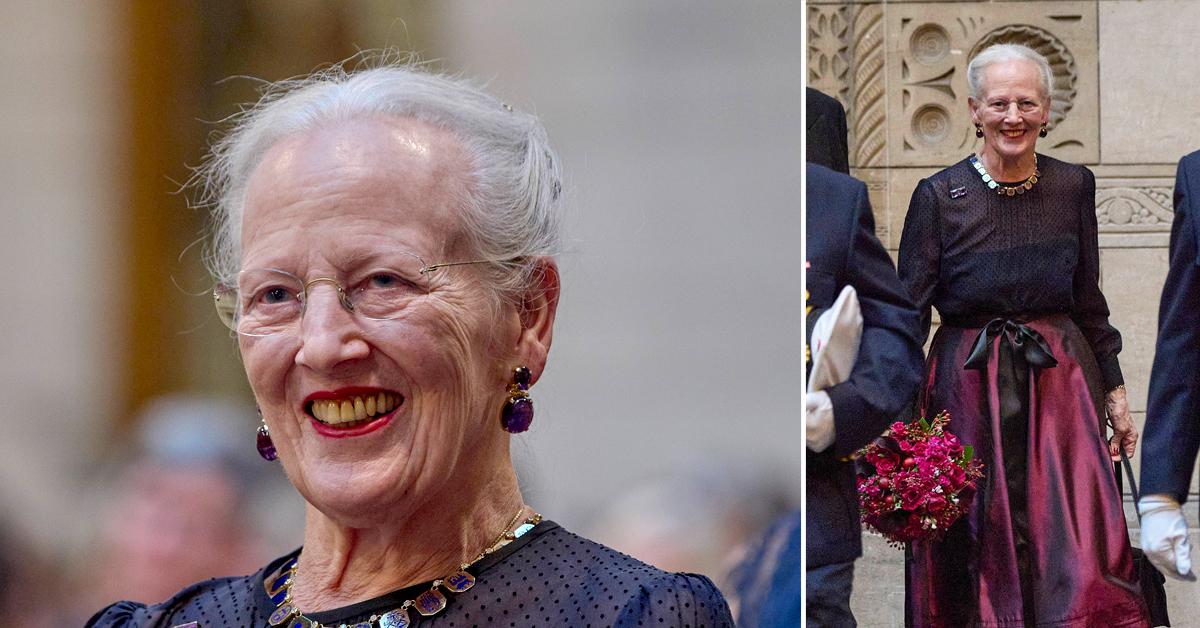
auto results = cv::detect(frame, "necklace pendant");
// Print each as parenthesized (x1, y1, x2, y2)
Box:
(379, 608, 412, 628)
(288, 617, 316, 628)
(513, 521, 537, 538)
(269, 602, 299, 626)
(415, 588, 448, 616)
(268, 571, 292, 597)
(444, 569, 476, 593)
(347, 622, 372, 628)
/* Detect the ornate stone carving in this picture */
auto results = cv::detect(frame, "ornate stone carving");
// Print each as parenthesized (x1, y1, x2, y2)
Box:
(1095, 187, 1174, 229)
(910, 23, 951, 66)
(878, 2, 1099, 167)
(911, 104, 951, 146)
(851, 5, 886, 167)
(807, 5, 851, 105)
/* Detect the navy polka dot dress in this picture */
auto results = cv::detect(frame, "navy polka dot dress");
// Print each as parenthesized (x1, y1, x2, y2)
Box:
(86, 521, 734, 627)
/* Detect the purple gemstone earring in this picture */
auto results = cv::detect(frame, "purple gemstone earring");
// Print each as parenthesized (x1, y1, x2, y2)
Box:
(501, 366, 534, 433)
(256, 408, 277, 461)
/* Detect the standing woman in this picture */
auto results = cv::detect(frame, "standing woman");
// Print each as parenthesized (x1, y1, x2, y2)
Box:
(898, 44, 1148, 627)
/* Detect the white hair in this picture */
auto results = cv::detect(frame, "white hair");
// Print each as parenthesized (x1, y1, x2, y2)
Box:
(193, 53, 563, 301)
(967, 43, 1053, 104)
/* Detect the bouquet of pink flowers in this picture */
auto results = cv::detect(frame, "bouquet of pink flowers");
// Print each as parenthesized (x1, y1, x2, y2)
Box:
(856, 412, 984, 547)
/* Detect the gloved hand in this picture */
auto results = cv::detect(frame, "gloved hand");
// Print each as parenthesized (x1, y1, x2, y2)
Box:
(805, 389, 834, 452)
(1139, 494, 1197, 581)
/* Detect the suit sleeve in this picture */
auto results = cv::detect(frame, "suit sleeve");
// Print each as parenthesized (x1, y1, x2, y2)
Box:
(898, 178, 940, 347)
(1141, 155, 1200, 503)
(825, 181, 924, 458)
(1070, 167, 1125, 390)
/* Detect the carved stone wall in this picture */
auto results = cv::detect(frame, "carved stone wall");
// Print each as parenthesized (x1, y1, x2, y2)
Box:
(807, 4, 851, 105)
(903, 3, 1094, 167)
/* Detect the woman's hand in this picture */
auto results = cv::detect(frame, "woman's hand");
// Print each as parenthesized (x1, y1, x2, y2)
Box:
(1106, 386, 1137, 461)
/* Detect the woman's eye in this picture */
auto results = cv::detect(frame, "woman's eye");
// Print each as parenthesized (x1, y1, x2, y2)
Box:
(371, 273, 398, 287)
(359, 272, 417, 292)
(260, 286, 294, 304)
(367, 273, 400, 288)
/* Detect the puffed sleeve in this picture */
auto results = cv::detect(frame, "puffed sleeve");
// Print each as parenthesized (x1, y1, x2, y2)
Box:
(613, 573, 735, 627)
(1071, 167, 1124, 390)
(898, 178, 941, 347)
(1141, 154, 1200, 503)
(84, 601, 160, 627)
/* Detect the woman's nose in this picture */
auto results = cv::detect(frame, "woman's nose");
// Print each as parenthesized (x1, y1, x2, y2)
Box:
(1005, 103, 1022, 122)
(294, 285, 370, 371)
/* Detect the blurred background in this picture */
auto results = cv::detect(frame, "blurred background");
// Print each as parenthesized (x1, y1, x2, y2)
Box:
(0, 1, 800, 623)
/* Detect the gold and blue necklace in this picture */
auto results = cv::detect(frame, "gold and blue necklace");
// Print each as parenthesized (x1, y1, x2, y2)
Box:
(266, 510, 542, 628)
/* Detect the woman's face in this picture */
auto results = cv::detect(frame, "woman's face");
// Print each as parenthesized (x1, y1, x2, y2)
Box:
(969, 58, 1050, 164)
(237, 116, 524, 526)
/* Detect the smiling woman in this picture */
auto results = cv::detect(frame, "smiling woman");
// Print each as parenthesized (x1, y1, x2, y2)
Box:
(86, 56, 733, 628)
(898, 43, 1148, 627)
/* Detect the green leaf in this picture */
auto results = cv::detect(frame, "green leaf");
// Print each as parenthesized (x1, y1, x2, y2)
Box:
(962, 445, 974, 463)
(918, 418, 931, 431)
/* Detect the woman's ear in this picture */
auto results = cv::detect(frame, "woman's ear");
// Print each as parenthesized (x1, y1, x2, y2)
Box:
(967, 97, 981, 126)
(514, 257, 560, 386)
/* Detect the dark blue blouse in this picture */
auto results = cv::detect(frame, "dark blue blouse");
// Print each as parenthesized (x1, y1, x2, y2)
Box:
(898, 154, 1124, 389)
(86, 521, 734, 628)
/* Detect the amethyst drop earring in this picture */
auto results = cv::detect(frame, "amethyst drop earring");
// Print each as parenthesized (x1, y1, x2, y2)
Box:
(1039, 123, 1048, 138)
(501, 366, 534, 433)
(975, 124, 984, 138)
(256, 408, 277, 461)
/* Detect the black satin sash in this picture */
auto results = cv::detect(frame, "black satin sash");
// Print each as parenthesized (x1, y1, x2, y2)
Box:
(962, 318, 1058, 623)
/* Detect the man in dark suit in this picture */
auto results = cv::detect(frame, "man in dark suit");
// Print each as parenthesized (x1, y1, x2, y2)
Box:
(806, 88, 850, 174)
(806, 163, 924, 625)
(1140, 150, 1200, 581)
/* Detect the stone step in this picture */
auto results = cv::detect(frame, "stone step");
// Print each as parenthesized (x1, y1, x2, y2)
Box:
(848, 530, 1200, 627)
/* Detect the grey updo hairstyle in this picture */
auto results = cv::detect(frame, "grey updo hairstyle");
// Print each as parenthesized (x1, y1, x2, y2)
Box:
(967, 43, 1053, 104)
(194, 54, 564, 302)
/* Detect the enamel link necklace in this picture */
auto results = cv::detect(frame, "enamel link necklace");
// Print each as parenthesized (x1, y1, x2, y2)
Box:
(970, 153, 1041, 196)
(265, 510, 542, 628)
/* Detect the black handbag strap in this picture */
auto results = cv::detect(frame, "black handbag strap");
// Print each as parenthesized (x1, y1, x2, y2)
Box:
(1117, 449, 1142, 523)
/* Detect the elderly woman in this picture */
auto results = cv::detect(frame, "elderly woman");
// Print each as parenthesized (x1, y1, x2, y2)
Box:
(898, 44, 1148, 626)
(87, 60, 734, 627)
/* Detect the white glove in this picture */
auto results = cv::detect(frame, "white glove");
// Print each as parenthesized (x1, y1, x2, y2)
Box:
(1139, 493, 1197, 581)
(806, 389, 835, 452)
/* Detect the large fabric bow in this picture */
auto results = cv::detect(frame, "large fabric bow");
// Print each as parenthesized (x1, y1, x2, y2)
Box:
(963, 318, 1058, 372)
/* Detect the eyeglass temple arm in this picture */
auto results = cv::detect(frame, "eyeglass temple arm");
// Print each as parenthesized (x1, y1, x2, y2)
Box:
(420, 257, 524, 274)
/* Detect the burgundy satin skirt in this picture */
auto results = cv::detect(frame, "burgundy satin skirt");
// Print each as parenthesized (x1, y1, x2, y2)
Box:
(906, 314, 1149, 627)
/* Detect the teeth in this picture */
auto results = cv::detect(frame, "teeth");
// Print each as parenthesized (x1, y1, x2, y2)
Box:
(310, 393, 401, 425)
